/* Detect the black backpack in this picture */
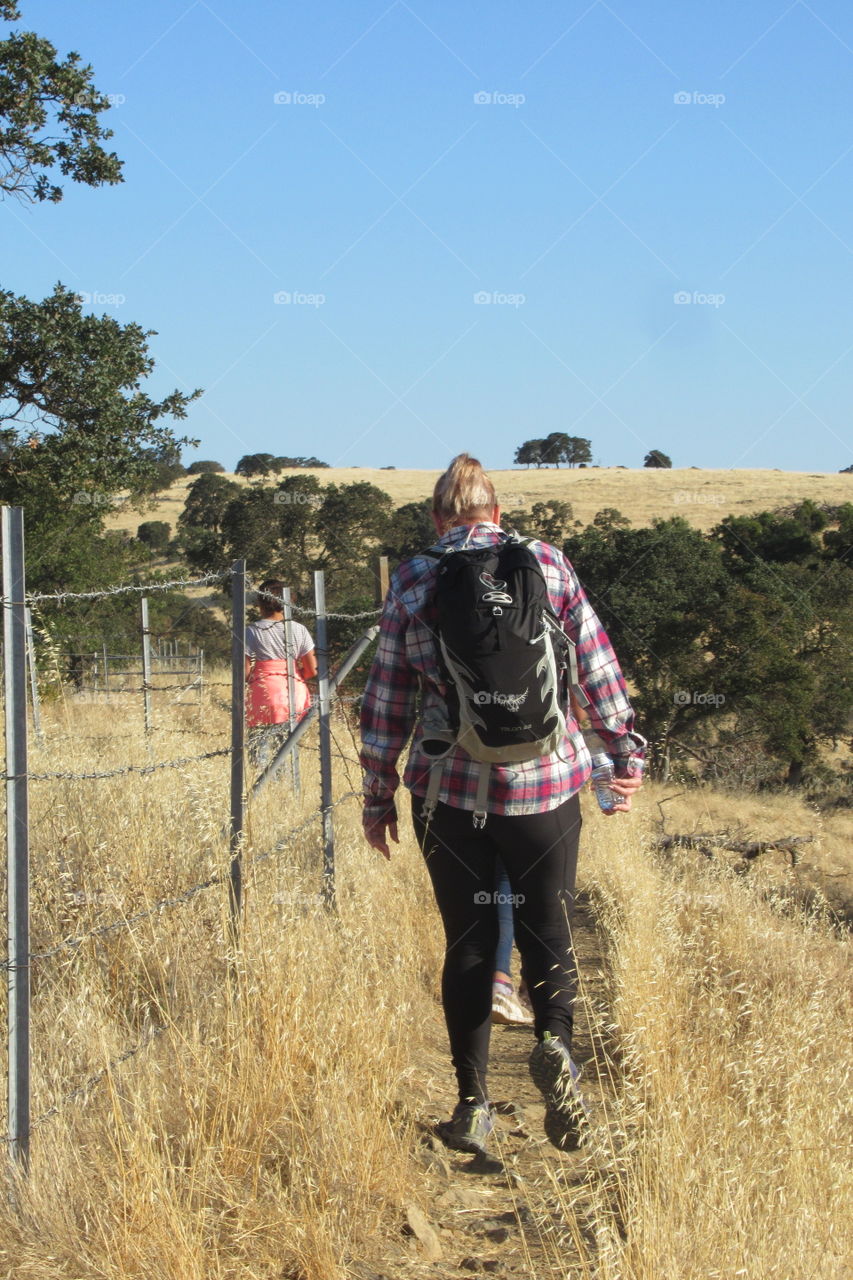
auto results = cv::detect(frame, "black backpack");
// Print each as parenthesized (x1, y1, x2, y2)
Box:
(420, 533, 578, 823)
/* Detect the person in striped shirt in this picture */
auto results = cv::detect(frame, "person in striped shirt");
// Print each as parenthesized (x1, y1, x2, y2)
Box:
(359, 454, 645, 1155)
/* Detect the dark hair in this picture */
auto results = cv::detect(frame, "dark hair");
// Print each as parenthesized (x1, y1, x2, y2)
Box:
(257, 578, 285, 617)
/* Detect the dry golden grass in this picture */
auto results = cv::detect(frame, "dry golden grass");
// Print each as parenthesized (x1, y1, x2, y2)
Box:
(109, 466, 853, 538)
(6, 686, 444, 1279)
(583, 790, 852, 1278)
(2, 682, 849, 1278)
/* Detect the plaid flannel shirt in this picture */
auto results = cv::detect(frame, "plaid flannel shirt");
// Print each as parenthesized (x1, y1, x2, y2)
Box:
(359, 521, 645, 822)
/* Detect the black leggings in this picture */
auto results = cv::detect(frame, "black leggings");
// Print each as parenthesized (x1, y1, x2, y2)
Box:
(412, 792, 582, 1106)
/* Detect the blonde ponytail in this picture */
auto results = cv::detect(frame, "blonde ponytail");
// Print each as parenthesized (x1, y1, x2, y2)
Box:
(432, 453, 497, 530)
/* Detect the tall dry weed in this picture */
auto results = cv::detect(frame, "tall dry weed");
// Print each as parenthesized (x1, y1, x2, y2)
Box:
(578, 804, 851, 1279)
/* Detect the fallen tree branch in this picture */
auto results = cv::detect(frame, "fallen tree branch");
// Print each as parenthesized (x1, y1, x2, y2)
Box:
(655, 833, 813, 867)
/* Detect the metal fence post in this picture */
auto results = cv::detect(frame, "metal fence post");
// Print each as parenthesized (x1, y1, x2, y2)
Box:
(229, 561, 246, 936)
(313, 571, 335, 908)
(24, 607, 43, 745)
(282, 587, 301, 795)
(3, 506, 30, 1169)
(198, 648, 205, 720)
(140, 596, 153, 734)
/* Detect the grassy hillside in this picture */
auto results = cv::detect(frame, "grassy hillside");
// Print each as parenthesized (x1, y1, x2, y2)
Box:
(3, 686, 850, 1278)
(109, 466, 853, 538)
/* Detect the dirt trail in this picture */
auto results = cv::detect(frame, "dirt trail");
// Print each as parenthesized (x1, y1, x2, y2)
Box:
(366, 893, 622, 1280)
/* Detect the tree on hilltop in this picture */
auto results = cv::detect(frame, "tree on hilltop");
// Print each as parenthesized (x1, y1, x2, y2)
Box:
(515, 439, 546, 468)
(187, 459, 225, 475)
(236, 453, 277, 478)
(515, 434, 591, 468)
(541, 433, 591, 468)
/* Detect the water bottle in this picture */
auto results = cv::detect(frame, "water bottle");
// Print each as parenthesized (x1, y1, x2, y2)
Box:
(589, 751, 616, 812)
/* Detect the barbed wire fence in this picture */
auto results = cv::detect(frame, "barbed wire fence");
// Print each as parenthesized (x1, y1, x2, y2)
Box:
(1, 505, 386, 1173)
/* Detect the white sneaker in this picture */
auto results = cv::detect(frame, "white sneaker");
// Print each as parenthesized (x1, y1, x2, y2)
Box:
(491, 981, 534, 1026)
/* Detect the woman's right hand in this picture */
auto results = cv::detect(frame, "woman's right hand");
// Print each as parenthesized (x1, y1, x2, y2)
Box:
(363, 812, 399, 860)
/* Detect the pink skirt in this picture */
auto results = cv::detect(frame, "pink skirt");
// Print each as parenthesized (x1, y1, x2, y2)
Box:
(246, 659, 311, 727)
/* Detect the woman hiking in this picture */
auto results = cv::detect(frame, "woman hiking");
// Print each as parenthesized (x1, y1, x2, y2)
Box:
(246, 579, 317, 766)
(359, 454, 645, 1155)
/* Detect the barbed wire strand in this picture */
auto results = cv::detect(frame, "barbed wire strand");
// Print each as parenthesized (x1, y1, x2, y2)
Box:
(28, 1024, 168, 1132)
(14, 788, 361, 970)
(245, 577, 380, 621)
(6, 790, 363, 1135)
(22, 573, 379, 619)
(19, 747, 231, 783)
(24, 570, 233, 606)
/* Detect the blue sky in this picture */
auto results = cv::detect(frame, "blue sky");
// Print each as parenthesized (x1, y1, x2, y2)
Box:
(5, 0, 853, 472)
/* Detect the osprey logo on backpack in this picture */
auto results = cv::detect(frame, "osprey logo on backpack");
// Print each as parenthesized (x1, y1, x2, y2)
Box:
(479, 570, 513, 606)
(420, 533, 575, 825)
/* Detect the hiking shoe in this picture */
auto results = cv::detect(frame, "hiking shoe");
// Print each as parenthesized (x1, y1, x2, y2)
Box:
(436, 1101, 494, 1156)
(492, 981, 535, 1027)
(528, 1033, 591, 1151)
